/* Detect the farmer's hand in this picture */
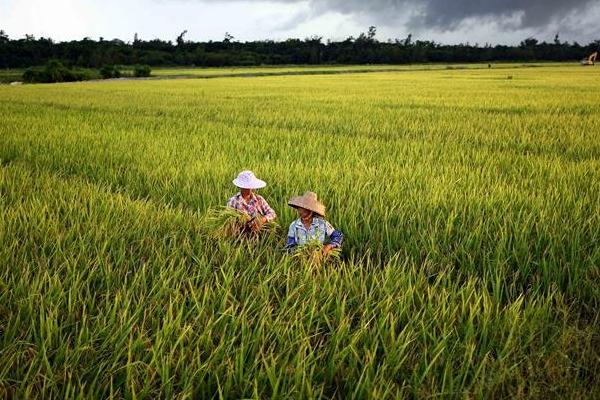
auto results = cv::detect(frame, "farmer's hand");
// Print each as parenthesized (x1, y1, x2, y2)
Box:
(249, 216, 267, 233)
(249, 219, 260, 233)
(322, 244, 334, 256)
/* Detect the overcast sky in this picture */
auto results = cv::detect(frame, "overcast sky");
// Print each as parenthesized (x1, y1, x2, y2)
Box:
(1, 0, 599, 45)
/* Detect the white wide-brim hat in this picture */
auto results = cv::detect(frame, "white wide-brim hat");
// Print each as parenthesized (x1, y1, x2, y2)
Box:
(288, 191, 326, 217)
(232, 170, 267, 189)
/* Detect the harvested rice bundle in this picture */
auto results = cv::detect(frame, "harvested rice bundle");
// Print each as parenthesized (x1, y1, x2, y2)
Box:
(203, 206, 251, 239)
(204, 206, 281, 243)
(290, 238, 341, 267)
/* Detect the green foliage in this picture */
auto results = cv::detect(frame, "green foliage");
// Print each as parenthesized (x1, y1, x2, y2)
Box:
(2, 30, 600, 69)
(20, 67, 39, 82)
(0, 69, 23, 83)
(21, 59, 93, 83)
(133, 64, 151, 77)
(99, 64, 121, 79)
(1, 66, 599, 398)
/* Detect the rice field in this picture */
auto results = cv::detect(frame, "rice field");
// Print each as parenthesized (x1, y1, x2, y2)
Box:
(0, 69, 25, 83)
(150, 62, 566, 78)
(1, 64, 599, 398)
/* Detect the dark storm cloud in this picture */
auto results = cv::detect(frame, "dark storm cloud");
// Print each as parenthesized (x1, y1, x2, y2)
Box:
(407, 0, 595, 29)
(213, 0, 597, 30)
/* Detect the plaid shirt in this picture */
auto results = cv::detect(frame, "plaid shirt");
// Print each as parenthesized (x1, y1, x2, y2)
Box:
(285, 217, 343, 249)
(226, 192, 277, 222)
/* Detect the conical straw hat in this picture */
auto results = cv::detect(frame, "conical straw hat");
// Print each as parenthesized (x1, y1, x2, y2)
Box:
(288, 191, 326, 217)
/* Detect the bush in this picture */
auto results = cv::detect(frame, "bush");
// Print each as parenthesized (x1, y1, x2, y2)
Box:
(73, 68, 98, 81)
(133, 64, 151, 77)
(22, 60, 88, 83)
(22, 68, 45, 83)
(100, 65, 121, 79)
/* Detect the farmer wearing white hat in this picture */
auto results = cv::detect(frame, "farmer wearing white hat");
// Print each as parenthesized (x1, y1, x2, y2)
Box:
(285, 191, 343, 255)
(227, 170, 277, 233)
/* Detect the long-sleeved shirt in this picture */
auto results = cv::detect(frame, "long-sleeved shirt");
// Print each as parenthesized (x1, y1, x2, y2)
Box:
(226, 192, 277, 222)
(285, 217, 343, 250)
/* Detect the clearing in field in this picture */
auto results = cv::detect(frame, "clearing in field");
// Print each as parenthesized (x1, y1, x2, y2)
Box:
(1, 64, 599, 398)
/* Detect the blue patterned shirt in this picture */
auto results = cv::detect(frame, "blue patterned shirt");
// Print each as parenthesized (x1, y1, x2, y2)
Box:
(285, 217, 343, 249)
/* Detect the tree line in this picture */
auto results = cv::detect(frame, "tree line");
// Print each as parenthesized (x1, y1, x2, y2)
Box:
(1, 28, 599, 69)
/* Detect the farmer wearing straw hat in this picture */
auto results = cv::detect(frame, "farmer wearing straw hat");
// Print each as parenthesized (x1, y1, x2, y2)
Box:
(285, 191, 343, 255)
(227, 170, 277, 233)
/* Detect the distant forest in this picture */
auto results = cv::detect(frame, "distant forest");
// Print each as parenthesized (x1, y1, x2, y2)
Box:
(1, 27, 599, 68)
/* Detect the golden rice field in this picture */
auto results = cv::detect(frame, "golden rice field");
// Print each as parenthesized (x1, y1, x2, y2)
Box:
(1, 64, 599, 398)
(150, 62, 565, 78)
